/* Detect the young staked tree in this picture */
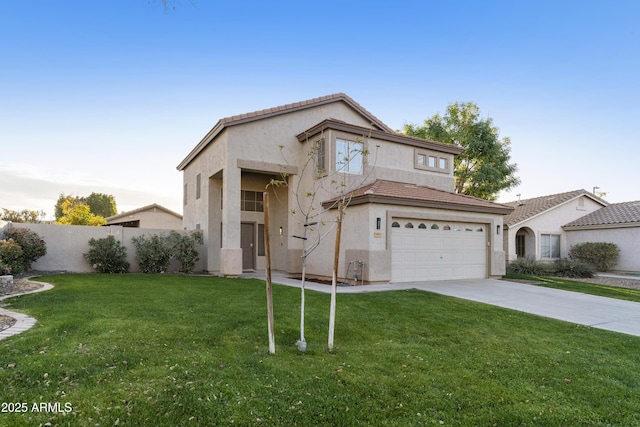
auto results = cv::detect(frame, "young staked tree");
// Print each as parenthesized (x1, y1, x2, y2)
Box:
(269, 132, 377, 352)
(403, 102, 520, 201)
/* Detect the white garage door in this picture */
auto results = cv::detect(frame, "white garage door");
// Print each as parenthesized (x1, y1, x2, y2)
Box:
(391, 219, 487, 282)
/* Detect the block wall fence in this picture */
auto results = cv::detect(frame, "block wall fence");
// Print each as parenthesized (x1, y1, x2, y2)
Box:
(0, 221, 205, 274)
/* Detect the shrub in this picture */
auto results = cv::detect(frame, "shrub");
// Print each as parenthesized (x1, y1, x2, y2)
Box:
(569, 242, 620, 272)
(551, 258, 594, 278)
(84, 235, 130, 273)
(168, 230, 203, 273)
(0, 239, 25, 274)
(132, 234, 173, 273)
(2, 227, 47, 271)
(507, 256, 550, 276)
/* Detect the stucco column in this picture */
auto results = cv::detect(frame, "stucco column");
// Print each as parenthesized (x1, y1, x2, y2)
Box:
(220, 166, 242, 276)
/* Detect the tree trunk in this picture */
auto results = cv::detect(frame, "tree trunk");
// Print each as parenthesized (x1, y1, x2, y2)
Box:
(328, 201, 344, 351)
(264, 193, 275, 354)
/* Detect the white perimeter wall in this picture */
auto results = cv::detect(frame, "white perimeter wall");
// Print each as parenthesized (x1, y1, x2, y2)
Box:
(565, 226, 640, 272)
(0, 222, 205, 273)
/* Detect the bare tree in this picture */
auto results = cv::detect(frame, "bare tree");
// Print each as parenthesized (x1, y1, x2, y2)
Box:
(269, 131, 378, 352)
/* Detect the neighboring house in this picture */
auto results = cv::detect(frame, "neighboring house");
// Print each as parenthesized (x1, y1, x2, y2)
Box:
(105, 204, 183, 230)
(177, 93, 514, 283)
(503, 190, 608, 262)
(563, 201, 640, 272)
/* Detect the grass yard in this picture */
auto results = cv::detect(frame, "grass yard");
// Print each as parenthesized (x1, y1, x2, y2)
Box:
(505, 273, 640, 303)
(1, 274, 640, 426)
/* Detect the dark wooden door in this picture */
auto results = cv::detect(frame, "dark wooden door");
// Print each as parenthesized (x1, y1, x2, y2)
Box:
(241, 223, 255, 270)
(516, 234, 525, 257)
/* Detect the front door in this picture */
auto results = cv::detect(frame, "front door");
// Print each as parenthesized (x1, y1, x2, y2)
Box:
(516, 234, 525, 257)
(241, 222, 255, 270)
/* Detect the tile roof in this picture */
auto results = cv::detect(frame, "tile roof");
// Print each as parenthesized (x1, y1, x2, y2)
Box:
(323, 180, 514, 215)
(177, 93, 394, 170)
(563, 201, 640, 228)
(220, 93, 394, 133)
(503, 189, 608, 227)
(296, 118, 463, 155)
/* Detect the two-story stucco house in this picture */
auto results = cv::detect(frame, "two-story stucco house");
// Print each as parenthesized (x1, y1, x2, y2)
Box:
(177, 93, 514, 284)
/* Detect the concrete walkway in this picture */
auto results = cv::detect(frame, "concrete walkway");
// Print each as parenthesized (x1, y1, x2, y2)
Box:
(0, 280, 53, 341)
(242, 272, 640, 337)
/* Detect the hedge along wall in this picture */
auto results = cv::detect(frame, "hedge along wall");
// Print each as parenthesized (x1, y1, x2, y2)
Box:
(0, 221, 205, 273)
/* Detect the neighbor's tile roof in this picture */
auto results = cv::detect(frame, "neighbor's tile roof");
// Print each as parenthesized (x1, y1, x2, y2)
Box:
(105, 203, 182, 221)
(503, 189, 608, 227)
(324, 180, 514, 215)
(563, 201, 640, 228)
(177, 93, 394, 170)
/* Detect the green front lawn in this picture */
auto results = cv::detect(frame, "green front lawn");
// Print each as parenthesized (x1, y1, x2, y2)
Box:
(1, 274, 640, 426)
(505, 273, 640, 302)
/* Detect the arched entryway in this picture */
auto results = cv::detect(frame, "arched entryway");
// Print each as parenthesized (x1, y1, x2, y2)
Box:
(515, 227, 535, 258)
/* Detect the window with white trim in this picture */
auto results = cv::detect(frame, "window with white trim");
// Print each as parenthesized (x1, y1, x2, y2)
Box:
(541, 234, 561, 258)
(336, 139, 363, 175)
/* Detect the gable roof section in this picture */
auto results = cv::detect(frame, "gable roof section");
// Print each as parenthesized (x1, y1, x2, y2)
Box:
(563, 201, 640, 229)
(106, 203, 183, 222)
(177, 93, 394, 171)
(296, 118, 463, 155)
(503, 189, 608, 227)
(323, 180, 514, 215)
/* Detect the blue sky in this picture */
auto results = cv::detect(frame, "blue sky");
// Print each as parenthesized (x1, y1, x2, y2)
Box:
(1, 1, 639, 218)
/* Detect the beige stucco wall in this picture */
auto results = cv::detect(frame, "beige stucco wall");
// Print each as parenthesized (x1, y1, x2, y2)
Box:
(108, 210, 182, 230)
(285, 203, 506, 284)
(505, 196, 604, 261)
(181, 100, 490, 280)
(0, 222, 205, 273)
(565, 226, 640, 272)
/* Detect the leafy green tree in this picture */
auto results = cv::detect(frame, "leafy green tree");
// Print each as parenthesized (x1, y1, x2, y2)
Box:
(56, 200, 106, 226)
(1, 208, 46, 223)
(403, 102, 520, 201)
(55, 194, 77, 221)
(85, 193, 118, 218)
(55, 193, 117, 221)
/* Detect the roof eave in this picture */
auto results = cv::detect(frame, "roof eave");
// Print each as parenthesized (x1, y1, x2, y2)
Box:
(297, 119, 463, 155)
(323, 194, 514, 215)
(177, 93, 395, 171)
(177, 121, 225, 171)
(563, 222, 640, 231)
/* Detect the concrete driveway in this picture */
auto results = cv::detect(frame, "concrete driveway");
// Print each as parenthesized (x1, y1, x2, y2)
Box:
(245, 272, 640, 337)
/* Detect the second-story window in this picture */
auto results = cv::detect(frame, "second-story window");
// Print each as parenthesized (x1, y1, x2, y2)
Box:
(336, 139, 363, 175)
(241, 190, 264, 212)
(415, 149, 450, 173)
